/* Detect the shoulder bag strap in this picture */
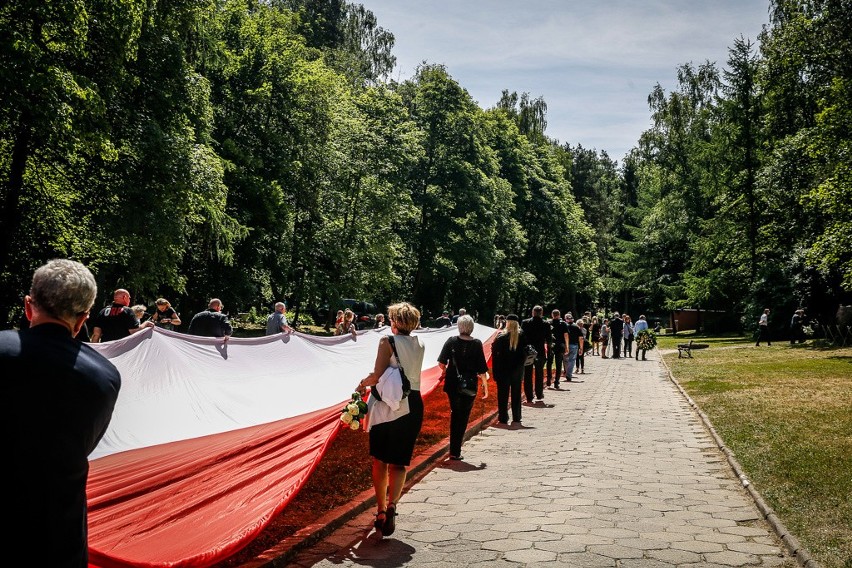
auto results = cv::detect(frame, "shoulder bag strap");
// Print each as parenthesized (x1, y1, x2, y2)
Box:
(387, 336, 411, 394)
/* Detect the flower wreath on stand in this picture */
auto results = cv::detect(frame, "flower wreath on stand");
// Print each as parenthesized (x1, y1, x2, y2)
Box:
(340, 391, 369, 431)
(636, 329, 658, 351)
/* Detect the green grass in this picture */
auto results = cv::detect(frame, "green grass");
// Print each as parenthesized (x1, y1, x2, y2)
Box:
(658, 333, 852, 568)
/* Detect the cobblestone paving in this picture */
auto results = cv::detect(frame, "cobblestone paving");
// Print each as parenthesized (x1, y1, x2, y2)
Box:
(288, 350, 795, 567)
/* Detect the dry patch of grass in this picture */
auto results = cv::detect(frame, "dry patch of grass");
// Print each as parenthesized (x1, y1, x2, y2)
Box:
(660, 334, 852, 568)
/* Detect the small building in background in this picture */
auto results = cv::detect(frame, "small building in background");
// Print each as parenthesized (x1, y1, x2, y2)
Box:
(669, 308, 734, 334)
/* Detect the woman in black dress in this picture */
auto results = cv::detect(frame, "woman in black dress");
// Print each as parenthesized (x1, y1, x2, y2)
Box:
(590, 316, 601, 355)
(356, 302, 424, 537)
(437, 315, 490, 460)
(490, 314, 527, 424)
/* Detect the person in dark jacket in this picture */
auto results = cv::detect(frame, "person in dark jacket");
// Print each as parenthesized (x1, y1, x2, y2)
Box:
(490, 314, 527, 424)
(437, 315, 489, 460)
(609, 312, 625, 359)
(547, 309, 569, 389)
(2, 259, 121, 568)
(790, 309, 806, 344)
(521, 305, 550, 403)
(188, 298, 233, 340)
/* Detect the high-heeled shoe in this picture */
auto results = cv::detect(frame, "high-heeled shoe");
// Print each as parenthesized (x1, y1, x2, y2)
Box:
(383, 504, 397, 536)
(374, 510, 386, 532)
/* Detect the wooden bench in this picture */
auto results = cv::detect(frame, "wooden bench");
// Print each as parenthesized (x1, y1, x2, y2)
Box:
(677, 340, 710, 358)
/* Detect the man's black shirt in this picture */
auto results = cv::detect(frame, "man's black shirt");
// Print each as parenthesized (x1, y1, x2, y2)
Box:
(92, 304, 139, 342)
(2, 323, 120, 567)
(550, 318, 569, 345)
(521, 315, 550, 351)
(434, 316, 451, 328)
(566, 322, 583, 345)
(188, 309, 233, 337)
(609, 316, 624, 336)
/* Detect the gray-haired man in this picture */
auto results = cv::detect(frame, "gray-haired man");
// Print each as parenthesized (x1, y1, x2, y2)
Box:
(1, 259, 121, 567)
(266, 301, 294, 335)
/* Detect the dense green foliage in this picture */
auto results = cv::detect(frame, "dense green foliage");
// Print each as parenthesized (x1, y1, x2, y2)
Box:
(606, 0, 852, 332)
(1, 0, 849, 330)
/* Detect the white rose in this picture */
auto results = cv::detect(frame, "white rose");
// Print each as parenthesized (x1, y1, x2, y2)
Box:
(349, 419, 360, 431)
(340, 412, 353, 424)
(347, 403, 360, 416)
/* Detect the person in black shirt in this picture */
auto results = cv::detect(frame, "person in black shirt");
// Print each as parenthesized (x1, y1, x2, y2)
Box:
(150, 298, 182, 330)
(790, 309, 805, 344)
(437, 315, 489, 460)
(90, 288, 153, 342)
(521, 305, 550, 403)
(490, 314, 527, 424)
(188, 298, 233, 340)
(547, 309, 569, 389)
(2, 259, 120, 568)
(434, 311, 452, 328)
(609, 312, 625, 359)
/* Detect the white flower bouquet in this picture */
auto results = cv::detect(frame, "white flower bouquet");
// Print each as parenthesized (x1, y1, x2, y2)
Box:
(339, 391, 368, 431)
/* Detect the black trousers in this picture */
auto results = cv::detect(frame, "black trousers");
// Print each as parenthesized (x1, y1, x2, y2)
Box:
(446, 389, 476, 458)
(546, 343, 565, 384)
(611, 333, 623, 358)
(623, 336, 634, 357)
(523, 356, 546, 401)
(756, 326, 771, 345)
(496, 369, 524, 423)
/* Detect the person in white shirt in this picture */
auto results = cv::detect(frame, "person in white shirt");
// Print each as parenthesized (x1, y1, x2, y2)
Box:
(756, 308, 771, 346)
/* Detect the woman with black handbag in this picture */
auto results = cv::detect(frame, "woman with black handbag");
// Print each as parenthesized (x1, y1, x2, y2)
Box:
(491, 314, 528, 425)
(437, 315, 489, 460)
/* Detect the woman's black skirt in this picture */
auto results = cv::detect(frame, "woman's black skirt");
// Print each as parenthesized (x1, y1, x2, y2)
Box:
(369, 390, 424, 466)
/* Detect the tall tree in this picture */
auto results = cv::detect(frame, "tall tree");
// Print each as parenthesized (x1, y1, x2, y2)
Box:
(396, 64, 500, 316)
(760, 0, 852, 298)
(0, 0, 143, 322)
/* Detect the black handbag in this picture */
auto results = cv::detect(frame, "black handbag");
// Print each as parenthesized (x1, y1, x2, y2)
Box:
(452, 348, 479, 397)
(523, 344, 537, 366)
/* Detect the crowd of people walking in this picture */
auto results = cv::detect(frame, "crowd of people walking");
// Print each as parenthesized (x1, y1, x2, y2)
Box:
(5, 255, 817, 562)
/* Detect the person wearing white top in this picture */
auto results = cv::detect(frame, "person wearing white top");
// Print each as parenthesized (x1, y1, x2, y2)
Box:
(355, 302, 424, 538)
(756, 308, 771, 346)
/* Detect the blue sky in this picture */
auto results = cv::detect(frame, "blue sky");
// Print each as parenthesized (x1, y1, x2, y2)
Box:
(363, 0, 770, 163)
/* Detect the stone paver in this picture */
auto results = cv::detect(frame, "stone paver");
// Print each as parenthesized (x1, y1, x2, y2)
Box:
(281, 350, 796, 567)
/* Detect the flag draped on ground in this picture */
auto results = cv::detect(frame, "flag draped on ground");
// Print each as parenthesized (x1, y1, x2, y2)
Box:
(86, 324, 496, 567)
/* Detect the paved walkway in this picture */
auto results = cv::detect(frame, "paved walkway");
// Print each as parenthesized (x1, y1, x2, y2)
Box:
(286, 349, 794, 567)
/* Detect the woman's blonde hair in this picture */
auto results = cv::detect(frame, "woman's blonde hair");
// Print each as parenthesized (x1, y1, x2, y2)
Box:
(387, 302, 420, 334)
(505, 319, 520, 350)
(343, 309, 354, 321)
(155, 298, 170, 308)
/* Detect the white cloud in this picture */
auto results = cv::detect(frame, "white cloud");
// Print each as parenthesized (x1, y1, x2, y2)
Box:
(367, 0, 769, 161)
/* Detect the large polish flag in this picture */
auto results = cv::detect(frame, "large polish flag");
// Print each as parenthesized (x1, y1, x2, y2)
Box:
(86, 323, 496, 567)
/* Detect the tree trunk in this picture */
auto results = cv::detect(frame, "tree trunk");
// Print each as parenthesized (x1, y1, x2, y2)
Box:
(0, 116, 31, 326)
